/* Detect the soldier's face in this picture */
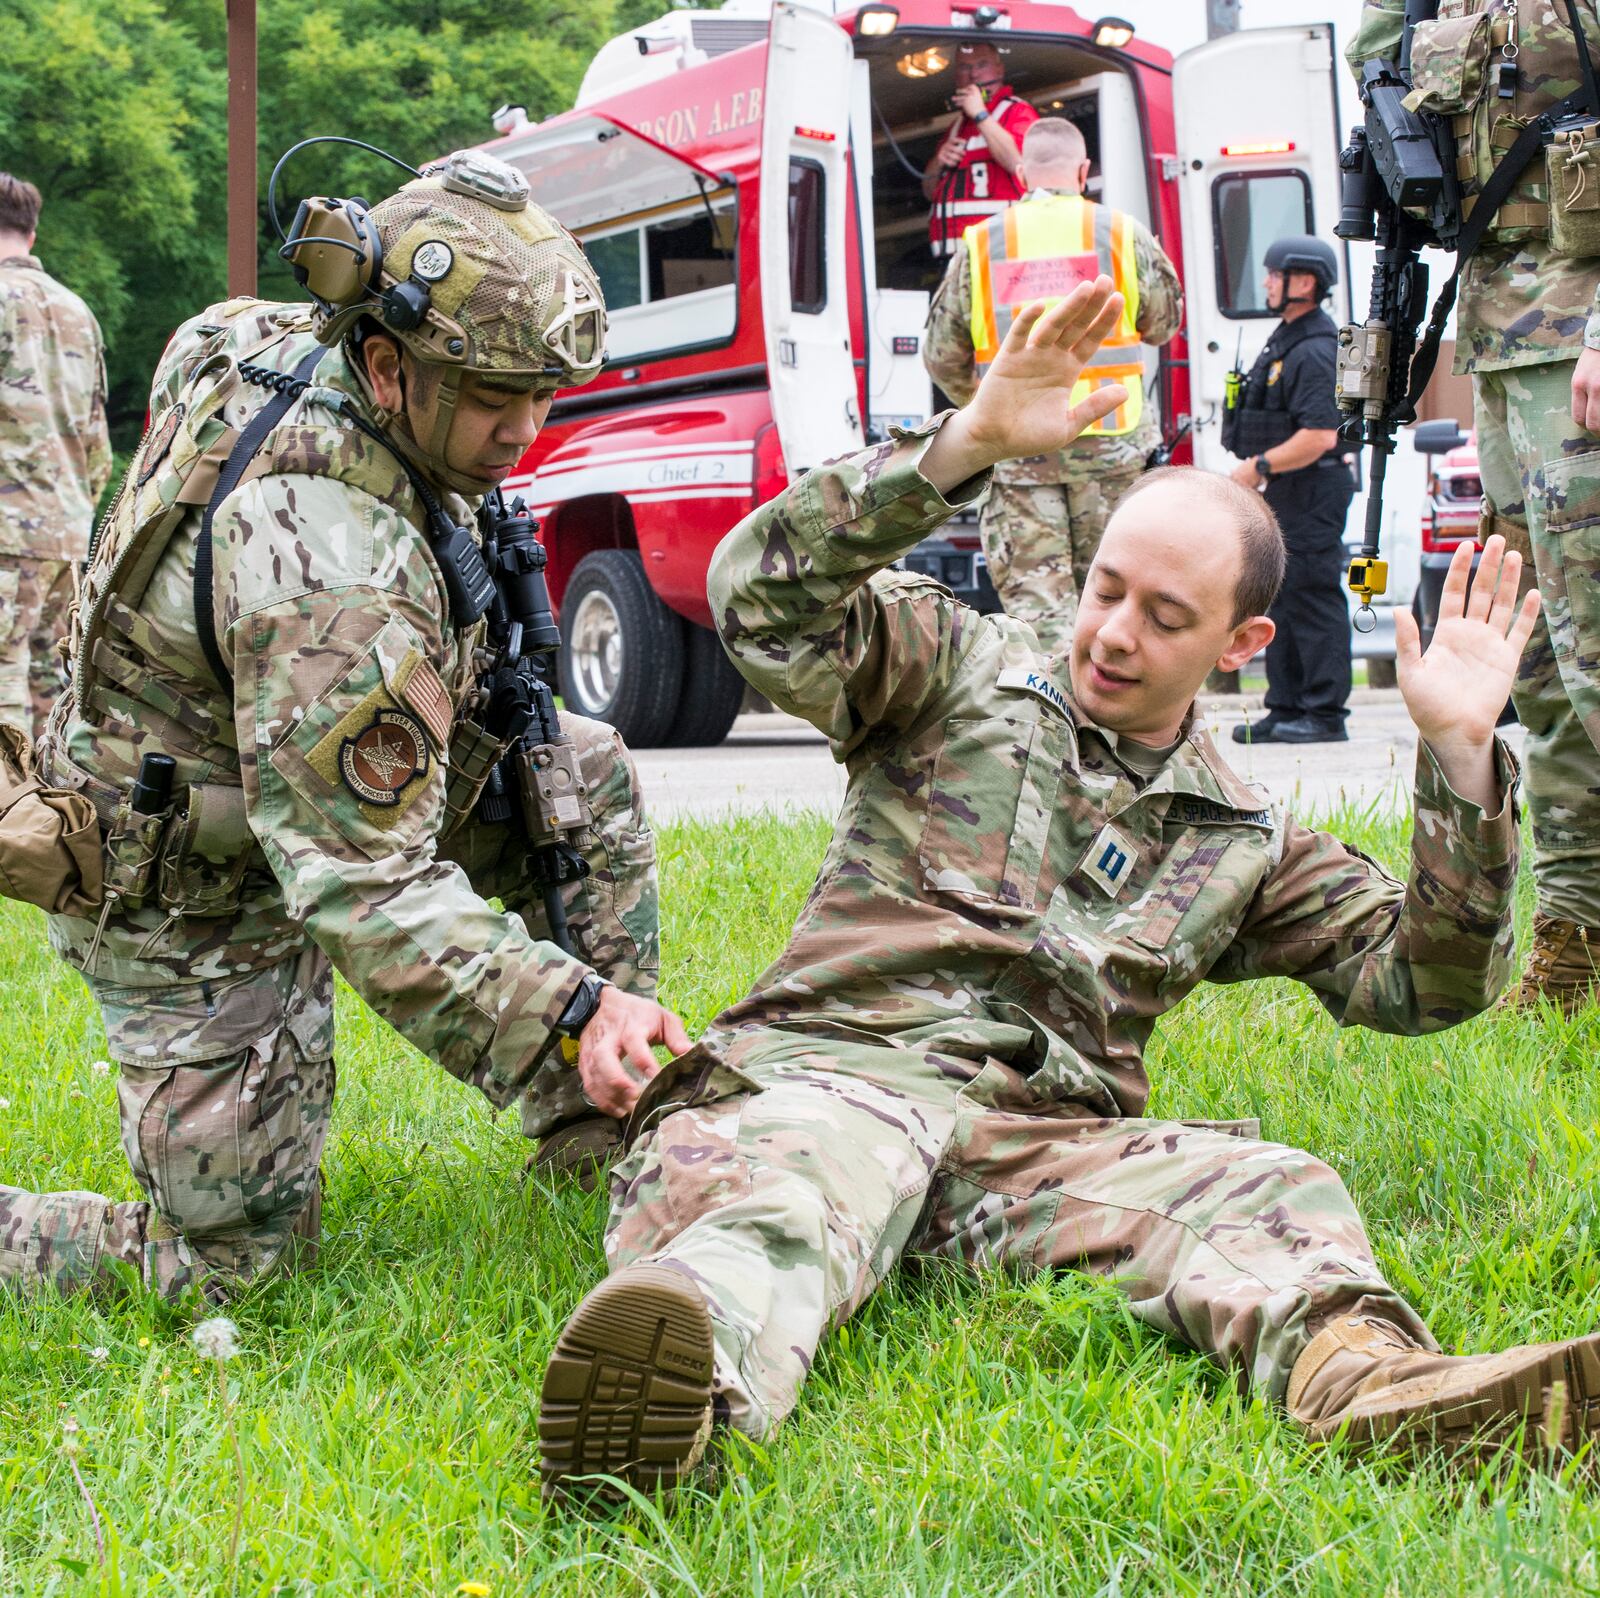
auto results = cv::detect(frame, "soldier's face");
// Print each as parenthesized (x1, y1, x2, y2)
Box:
(421, 368, 558, 489)
(1071, 487, 1275, 742)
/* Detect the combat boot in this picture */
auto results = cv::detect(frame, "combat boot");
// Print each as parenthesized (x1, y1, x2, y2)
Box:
(1287, 1314, 1600, 1463)
(529, 1114, 623, 1193)
(539, 1263, 716, 1504)
(1501, 914, 1600, 1016)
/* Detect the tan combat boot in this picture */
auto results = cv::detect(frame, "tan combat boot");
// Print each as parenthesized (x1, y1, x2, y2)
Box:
(1501, 914, 1600, 1016)
(529, 1114, 624, 1194)
(1288, 1315, 1600, 1463)
(539, 1263, 716, 1504)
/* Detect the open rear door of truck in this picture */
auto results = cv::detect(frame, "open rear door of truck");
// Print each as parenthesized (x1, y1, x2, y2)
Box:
(1172, 25, 1345, 473)
(760, 2, 864, 474)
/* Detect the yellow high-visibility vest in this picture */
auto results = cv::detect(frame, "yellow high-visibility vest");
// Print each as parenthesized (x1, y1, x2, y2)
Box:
(966, 192, 1144, 437)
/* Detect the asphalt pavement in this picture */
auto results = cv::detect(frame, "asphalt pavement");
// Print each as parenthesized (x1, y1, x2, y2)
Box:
(636, 690, 1525, 823)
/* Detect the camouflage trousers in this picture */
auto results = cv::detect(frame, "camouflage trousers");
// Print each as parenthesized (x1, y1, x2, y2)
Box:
(606, 1032, 1433, 1437)
(979, 464, 1144, 654)
(1475, 359, 1600, 925)
(0, 555, 74, 740)
(0, 714, 659, 1303)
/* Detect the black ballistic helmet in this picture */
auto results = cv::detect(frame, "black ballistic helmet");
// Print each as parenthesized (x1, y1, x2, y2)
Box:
(1263, 234, 1339, 294)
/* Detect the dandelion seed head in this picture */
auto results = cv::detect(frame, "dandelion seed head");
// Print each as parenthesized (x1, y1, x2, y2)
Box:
(191, 1317, 242, 1361)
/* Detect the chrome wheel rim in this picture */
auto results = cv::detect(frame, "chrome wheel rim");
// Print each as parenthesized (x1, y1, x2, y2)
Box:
(569, 589, 624, 711)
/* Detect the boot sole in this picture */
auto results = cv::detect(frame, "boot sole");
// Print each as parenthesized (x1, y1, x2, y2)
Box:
(539, 1264, 715, 1501)
(1332, 1334, 1600, 1463)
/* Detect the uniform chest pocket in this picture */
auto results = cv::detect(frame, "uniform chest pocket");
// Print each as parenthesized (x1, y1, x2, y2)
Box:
(918, 715, 1067, 916)
(1105, 828, 1251, 970)
(1406, 9, 1493, 117)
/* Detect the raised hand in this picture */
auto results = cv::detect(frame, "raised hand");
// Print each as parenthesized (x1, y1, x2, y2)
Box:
(1396, 533, 1539, 807)
(920, 277, 1127, 494)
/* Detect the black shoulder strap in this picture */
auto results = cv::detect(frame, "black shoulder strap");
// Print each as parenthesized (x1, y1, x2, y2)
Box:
(194, 343, 328, 694)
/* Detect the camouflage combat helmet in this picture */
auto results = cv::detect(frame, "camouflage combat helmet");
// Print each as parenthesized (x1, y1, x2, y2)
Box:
(315, 149, 607, 491)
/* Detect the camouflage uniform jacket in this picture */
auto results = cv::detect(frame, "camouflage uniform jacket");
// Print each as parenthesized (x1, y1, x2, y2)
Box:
(705, 420, 1520, 1117)
(39, 300, 590, 1108)
(1348, 0, 1600, 373)
(922, 194, 1184, 484)
(0, 255, 112, 560)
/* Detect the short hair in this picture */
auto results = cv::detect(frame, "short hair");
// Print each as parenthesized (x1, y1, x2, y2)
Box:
(0, 174, 41, 238)
(1023, 118, 1088, 167)
(1118, 467, 1287, 624)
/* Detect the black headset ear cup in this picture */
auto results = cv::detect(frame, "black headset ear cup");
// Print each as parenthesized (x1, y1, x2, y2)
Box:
(379, 278, 432, 332)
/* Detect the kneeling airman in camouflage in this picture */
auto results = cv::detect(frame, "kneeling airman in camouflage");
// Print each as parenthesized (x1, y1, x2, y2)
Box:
(538, 279, 1600, 1500)
(0, 151, 688, 1303)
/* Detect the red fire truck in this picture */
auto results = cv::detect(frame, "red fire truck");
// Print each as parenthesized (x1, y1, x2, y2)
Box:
(476, 2, 1347, 745)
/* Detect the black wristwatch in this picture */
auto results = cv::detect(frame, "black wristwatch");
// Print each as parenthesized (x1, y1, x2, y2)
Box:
(556, 972, 612, 1039)
(973, 108, 991, 124)
(1254, 455, 1275, 480)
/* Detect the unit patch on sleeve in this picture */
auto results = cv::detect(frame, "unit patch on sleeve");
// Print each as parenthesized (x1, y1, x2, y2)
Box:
(339, 709, 429, 806)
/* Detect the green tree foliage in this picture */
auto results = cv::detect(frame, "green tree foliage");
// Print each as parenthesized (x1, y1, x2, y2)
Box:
(1, 0, 668, 445)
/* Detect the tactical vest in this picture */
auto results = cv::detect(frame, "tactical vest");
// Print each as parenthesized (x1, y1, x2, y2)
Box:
(966, 193, 1144, 436)
(40, 301, 499, 920)
(1220, 311, 1339, 460)
(1406, 0, 1600, 244)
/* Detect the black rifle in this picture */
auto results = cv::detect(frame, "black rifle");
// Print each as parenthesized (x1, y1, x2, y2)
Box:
(473, 489, 591, 952)
(1335, 0, 1600, 627)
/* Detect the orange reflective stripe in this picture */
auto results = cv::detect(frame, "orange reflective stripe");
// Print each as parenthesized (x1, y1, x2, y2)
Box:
(1113, 211, 1139, 337)
(969, 221, 999, 362)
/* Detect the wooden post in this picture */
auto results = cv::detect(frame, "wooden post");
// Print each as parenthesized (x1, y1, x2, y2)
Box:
(227, 0, 258, 297)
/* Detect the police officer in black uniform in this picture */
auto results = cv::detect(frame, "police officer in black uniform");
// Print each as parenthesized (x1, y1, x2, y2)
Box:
(1224, 235, 1356, 745)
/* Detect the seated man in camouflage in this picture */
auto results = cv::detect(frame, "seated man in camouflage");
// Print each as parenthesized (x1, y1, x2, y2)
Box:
(0, 152, 687, 1303)
(538, 278, 1598, 1500)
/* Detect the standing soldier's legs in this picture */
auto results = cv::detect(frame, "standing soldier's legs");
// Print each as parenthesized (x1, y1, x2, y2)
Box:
(0, 951, 333, 1302)
(441, 712, 659, 1179)
(979, 481, 1075, 653)
(1478, 364, 1600, 1006)
(0, 555, 59, 735)
(26, 559, 75, 740)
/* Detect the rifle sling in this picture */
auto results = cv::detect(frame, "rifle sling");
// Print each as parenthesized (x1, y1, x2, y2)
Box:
(194, 344, 329, 694)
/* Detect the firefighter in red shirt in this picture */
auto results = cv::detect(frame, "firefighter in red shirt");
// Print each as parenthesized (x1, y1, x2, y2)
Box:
(922, 41, 1038, 260)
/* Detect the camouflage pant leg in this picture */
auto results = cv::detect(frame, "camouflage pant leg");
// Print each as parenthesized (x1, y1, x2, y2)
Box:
(0, 555, 72, 740)
(1477, 361, 1600, 924)
(440, 712, 659, 1140)
(0, 953, 333, 1303)
(916, 1064, 1435, 1406)
(980, 466, 1142, 654)
(605, 1036, 963, 1438)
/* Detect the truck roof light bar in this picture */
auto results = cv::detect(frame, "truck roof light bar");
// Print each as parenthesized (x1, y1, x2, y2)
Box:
(796, 126, 837, 142)
(1221, 140, 1297, 156)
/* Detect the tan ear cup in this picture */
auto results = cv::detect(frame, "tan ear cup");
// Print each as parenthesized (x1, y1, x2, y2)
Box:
(284, 197, 384, 310)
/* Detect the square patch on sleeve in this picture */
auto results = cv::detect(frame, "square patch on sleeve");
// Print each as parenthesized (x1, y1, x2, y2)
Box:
(305, 688, 433, 829)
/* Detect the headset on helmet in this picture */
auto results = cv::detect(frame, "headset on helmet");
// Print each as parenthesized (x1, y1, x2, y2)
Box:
(270, 136, 604, 384)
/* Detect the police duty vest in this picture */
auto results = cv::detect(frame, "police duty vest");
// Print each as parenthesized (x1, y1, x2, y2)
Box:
(965, 193, 1144, 437)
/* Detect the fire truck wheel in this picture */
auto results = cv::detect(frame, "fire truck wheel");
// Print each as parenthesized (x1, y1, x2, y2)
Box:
(559, 550, 686, 747)
(662, 622, 745, 747)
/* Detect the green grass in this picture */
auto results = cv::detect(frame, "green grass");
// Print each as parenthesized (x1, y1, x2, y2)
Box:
(4, 805, 1600, 1595)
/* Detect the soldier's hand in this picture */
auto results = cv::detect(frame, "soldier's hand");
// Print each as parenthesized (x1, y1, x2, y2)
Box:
(920, 278, 1127, 493)
(1396, 535, 1538, 793)
(1573, 347, 1600, 436)
(575, 987, 693, 1119)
